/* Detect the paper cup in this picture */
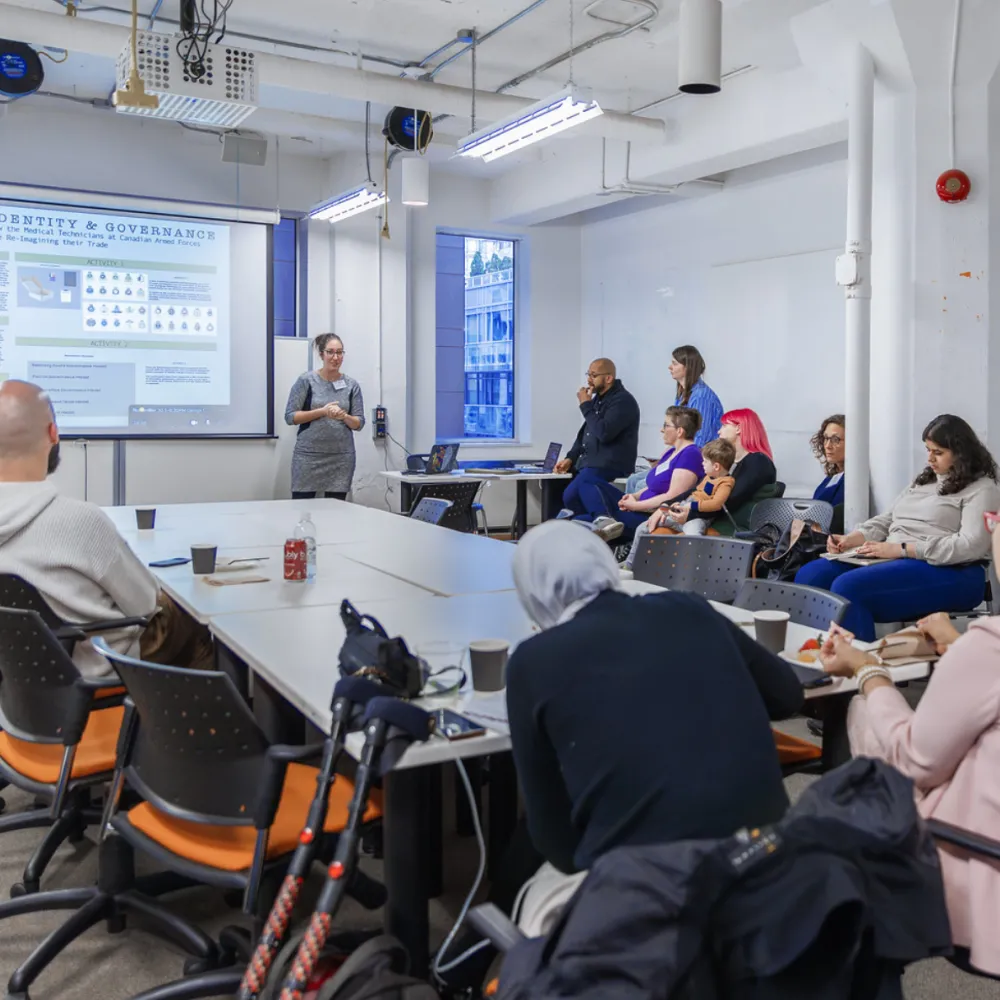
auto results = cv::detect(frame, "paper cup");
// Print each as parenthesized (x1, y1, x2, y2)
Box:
(469, 639, 509, 692)
(191, 544, 218, 575)
(135, 508, 156, 530)
(753, 610, 791, 655)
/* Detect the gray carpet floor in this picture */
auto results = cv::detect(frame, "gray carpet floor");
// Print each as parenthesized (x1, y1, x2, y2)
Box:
(0, 743, 995, 998)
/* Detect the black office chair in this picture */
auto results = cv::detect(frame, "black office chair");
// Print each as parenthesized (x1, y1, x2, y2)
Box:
(0, 608, 123, 895)
(0, 639, 385, 1000)
(0, 573, 149, 656)
(734, 580, 849, 630)
(408, 497, 453, 526)
(631, 535, 755, 604)
(409, 480, 483, 533)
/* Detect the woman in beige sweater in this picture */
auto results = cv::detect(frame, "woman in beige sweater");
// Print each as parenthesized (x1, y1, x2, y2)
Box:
(796, 414, 999, 640)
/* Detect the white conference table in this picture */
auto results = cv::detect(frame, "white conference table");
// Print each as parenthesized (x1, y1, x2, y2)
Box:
(146, 546, 432, 624)
(378, 469, 570, 537)
(209, 589, 535, 766)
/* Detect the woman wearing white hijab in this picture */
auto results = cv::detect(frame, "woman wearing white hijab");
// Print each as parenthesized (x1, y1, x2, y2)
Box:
(439, 522, 803, 991)
(507, 521, 803, 875)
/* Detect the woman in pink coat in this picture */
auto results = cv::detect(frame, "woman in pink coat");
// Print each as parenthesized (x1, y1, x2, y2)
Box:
(819, 524, 1000, 976)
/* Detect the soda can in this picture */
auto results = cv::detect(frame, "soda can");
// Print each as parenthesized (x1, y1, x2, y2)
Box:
(284, 538, 307, 581)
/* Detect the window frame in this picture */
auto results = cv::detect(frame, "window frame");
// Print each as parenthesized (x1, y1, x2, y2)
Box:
(272, 214, 305, 339)
(435, 229, 522, 445)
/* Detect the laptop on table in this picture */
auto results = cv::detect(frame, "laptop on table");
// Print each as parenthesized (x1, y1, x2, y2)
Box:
(403, 443, 461, 475)
(515, 442, 562, 474)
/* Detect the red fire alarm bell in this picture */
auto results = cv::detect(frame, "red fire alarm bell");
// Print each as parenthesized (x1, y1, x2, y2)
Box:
(937, 169, 971, 203)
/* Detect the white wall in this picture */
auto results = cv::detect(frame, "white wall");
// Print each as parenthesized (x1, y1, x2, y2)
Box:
(580, 151, 849, 496)
(324, 160, 583, 524)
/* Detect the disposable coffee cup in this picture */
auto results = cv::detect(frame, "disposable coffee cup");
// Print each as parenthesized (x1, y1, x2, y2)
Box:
(753, 610, 791, 655)
(469, 639, 509, 693)
(191, 544, 218, 575)
(135, 508, 156, 530)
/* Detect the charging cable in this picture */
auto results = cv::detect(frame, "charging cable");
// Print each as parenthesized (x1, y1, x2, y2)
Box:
(431, 757, 488, 982)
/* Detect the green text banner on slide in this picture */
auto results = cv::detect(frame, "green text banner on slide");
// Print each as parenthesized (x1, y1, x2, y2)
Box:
(0, 200, 272, 437)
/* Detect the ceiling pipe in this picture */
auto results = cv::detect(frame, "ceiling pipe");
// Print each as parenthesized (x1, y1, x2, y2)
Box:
(3, 5, 666, 144)
(677, 0, 722, 95)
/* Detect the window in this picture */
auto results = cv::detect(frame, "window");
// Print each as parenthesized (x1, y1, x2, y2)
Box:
(435, 234, 516, 440)
(272, 216, 298, 338)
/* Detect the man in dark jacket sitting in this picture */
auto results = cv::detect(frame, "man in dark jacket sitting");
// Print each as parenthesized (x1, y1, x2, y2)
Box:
(554, 358, 640, 520)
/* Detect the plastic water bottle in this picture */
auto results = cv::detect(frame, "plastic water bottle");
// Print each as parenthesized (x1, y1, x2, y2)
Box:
(294, 513, 317, 583)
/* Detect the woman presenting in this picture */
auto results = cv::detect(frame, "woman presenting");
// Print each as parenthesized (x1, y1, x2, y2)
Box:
(284, 334, 365, 500)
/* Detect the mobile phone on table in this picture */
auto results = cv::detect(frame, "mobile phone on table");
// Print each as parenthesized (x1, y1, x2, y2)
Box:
(434, 709, 487, 741)
(148, 557, 191, 568)
(787, 660, 834, 689)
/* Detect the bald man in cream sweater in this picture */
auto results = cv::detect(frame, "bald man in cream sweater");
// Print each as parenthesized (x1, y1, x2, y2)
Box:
(0, 380, 209, 678)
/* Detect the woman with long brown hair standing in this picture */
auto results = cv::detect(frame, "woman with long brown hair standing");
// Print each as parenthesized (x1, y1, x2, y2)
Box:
(669, 345, 723, 448)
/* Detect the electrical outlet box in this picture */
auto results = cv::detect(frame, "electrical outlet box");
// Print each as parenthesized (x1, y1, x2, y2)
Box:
(373, 405, 387, 441)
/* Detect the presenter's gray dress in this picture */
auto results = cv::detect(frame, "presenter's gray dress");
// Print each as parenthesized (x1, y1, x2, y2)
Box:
(285, 371, 366, 494)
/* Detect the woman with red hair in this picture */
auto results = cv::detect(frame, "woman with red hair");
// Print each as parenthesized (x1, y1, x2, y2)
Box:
(643, 407, 776, 536)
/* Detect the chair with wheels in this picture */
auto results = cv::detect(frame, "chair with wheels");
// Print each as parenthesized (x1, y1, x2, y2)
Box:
(631, 535, 755, 604)
(408, 497, 453, 526)
(409, 480, 483, 533)
(734, 580, 849, 630)
(0, 607, 126, 897)
(0, 639, 385, 1000)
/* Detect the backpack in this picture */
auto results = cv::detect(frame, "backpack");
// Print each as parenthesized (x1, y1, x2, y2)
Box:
(262, 933, 439, 1000)
(752, 519, 828, 581)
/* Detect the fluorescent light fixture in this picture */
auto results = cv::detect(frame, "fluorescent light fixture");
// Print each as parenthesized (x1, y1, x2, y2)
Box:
(309, 182, 387, 223)
(456, 86, 603, 163)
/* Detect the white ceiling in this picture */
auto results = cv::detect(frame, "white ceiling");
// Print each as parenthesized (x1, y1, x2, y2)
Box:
(3, 0, 831, 161)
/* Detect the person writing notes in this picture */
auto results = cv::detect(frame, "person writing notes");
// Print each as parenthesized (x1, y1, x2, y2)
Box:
(285, 334, 366, 500)
(797, 414, 1000, 641)
(818, 525, 1000, 978)
(554, 358, 640, 520)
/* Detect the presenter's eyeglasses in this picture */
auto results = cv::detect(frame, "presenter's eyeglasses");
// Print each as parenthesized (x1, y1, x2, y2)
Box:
(323, 349, 346, 358)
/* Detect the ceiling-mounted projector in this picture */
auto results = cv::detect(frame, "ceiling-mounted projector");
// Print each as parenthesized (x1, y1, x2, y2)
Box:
(114, 30, 258, 127)
(383, 107, 434, 151)
(0, 40, 43, 99)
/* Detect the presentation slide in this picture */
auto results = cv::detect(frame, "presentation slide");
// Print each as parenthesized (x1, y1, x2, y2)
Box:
(0, 200, 272, 437)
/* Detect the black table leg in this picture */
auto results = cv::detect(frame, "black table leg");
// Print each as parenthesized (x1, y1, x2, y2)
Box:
(514, 480, 528, 540)
(400, 480, 413, 515)
(384, 766, 430, 973)
(541, 480, 567, 522)
(818, 694, 852, 772)
(456, 758, 483, 837)
(428, 765, 443, 899)
(487, 752, 518, 881)
(250, 671, 306, 746)
(214, 643, 248, 698)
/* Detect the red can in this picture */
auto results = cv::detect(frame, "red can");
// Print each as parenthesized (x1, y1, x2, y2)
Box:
(283, 538, 307, 581)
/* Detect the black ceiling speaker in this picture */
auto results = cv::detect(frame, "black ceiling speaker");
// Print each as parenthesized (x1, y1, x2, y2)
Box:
(0, 40, 44, 98)
(382, 107, 433, 152)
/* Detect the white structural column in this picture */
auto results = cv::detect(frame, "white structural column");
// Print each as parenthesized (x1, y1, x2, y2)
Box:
(842, 46, 875, 531)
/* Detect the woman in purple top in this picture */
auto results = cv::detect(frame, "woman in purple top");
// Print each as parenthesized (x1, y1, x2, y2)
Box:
(564, 407, 702, 537)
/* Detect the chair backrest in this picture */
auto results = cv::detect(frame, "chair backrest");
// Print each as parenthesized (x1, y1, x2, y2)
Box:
(97, 641, 271, 826)
(632, 535, 755, 603)
(749, 498, 835, 535)
(0, 607, 90, 744)
(410, 481, 482, 533)
(0, 574, 65, 630)
(409, 497, 453, 525)
(734, 579, 849, 630)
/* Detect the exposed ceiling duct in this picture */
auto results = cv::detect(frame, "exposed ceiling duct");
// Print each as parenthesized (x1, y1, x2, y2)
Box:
(678, 0, 722, 95)
(1, 5, 668, 146)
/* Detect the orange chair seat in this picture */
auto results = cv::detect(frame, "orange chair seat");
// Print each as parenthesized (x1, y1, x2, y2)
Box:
(127, 762, 382, 872)
(0, 706, 124, 784)
(774, 729, 822, 765)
